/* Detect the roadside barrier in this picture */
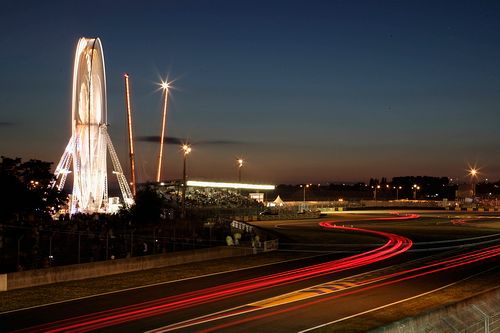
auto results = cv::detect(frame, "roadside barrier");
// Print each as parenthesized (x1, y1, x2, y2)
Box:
(0, 246, 253, 291)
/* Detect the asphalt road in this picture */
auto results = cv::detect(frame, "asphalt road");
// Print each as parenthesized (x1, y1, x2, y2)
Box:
(1, 211, 499, 332)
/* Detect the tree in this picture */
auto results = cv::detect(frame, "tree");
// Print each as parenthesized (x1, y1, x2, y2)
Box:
(130, 185, 165, 225)
(0, 156, 67, 221)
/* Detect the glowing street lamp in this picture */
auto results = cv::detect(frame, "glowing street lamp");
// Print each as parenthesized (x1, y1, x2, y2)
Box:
(393, 186, 402, 200)
(468, 167, 478, 197)
(181, 144, 191, 217)
(373, 184, 381, 201)
(412, 184, 420, 200)
(161, 81, 170, 90)
(156, 80, 171, 182)
(300, 184, 311, 202)
(237, 158, 244, 182)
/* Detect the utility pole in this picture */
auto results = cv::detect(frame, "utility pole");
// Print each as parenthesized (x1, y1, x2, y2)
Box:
(123, 74, 137, 196)
(181, 144, 191, 218)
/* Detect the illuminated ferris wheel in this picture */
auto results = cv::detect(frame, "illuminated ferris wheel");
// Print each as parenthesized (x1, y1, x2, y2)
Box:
(53, 37, 133, 214)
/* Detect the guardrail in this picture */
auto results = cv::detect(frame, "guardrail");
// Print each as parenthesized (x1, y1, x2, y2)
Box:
(231, 219, 279, 253)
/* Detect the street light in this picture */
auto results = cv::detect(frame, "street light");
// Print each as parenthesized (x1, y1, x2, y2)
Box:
(156, 80, 171, 182)
(300, 184, 310, 202)
(412, 184, 420, 200)
(373, 184, 381, 201)
(393, 186, 402, 200)
(237, 158, 244, 182)
(468, 167, 478, 197)
(181, 144, 191, 217)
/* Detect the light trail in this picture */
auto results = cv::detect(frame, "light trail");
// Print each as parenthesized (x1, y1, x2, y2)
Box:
(13, 223, 412, 333)
(450, 217, 483, 225)
(147, 217, 500, 332)
(192, 243, 500, 333)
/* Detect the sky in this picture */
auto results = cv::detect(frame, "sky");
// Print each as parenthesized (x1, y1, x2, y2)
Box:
(1, 0, 500, 184)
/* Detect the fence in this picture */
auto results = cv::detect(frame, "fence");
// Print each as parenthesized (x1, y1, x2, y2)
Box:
(0, 220, 230, 274)
(0, 210, 284, 274)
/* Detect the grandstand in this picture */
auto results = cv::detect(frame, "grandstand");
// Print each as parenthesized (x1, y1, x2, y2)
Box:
(151, 180, 275, 209)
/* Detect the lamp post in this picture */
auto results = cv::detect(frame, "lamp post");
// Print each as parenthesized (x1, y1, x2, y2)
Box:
(394, 186, 402, 200)
(156, 80, 170, 182)
(237, 158, 243, 182)
(468, 168, 478, 197)
(412, 184, 420, 200)
(373, 185, 381, 201)
(300, 184, 310, 202)
(181, 144, 191, 218)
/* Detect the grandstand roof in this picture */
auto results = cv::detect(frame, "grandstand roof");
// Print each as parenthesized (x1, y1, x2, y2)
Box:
(186, 180, 275, 190)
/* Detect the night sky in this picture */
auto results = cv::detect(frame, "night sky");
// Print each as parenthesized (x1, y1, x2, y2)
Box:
(1, 1, 500, 184)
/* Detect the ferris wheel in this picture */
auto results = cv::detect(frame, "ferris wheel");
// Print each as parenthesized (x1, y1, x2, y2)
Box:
(53, 38, 133, 214)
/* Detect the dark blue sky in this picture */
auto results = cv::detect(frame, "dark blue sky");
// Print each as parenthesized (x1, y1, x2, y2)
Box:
(1, 0, 500, 184)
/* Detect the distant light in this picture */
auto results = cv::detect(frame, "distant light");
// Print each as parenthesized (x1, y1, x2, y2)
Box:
(182, 144, 191, 155)
(160, 80, 170, 90)
(187, 180, 275, 190)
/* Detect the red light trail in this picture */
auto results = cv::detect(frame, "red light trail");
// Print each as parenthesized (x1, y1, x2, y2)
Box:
(194, 243, 500, 333)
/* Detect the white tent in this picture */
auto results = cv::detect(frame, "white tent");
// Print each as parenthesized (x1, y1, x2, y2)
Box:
(273, 195, 285, 206)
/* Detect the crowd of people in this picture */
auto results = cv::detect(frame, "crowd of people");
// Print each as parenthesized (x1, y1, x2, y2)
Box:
(184, 189, 264, 209)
